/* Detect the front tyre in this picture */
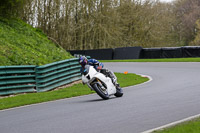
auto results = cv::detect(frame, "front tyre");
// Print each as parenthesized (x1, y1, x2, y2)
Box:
(92, 83, 109, 100)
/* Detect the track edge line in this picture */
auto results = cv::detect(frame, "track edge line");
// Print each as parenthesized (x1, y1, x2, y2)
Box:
(141, 113, 200, 133)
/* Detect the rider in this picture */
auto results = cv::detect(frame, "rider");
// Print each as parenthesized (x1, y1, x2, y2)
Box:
(79, 56, 119, 87)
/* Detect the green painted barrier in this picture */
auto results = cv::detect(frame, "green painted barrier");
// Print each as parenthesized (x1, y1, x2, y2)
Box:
(36, 58, 81, 92)
(0, 57, 91, 96)
(0, 66, 36, 95)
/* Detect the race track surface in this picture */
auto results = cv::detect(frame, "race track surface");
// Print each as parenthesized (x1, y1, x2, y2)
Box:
(1, 62, 200, 133)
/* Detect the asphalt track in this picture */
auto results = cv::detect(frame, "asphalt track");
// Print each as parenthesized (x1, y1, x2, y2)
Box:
(1, 62, 200, 133)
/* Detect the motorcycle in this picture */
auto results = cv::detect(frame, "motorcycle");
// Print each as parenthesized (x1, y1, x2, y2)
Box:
(82, 65, 123, 100)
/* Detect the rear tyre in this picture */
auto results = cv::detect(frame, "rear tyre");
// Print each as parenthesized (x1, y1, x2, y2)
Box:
(92, 83, 109, 100)
(114, 87, 123, 97)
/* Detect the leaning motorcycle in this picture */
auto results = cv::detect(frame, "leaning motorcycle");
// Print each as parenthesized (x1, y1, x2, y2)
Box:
(82, 65, 123, 100)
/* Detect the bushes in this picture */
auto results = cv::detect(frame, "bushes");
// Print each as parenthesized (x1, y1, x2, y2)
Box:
(0, 0, 25, 17)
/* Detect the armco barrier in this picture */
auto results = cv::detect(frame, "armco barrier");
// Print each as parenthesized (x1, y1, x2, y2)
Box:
(0, 66, 36, 95)
(140, 46, 200, 59)
(0, 58, 82, 96)
(69, 46, 200, 60)
(113, 47, 142, 59)
(36, 58, 81, 92)
(140, 48, 162, 59)
(69, 47, 142, 60)
(69, 49, 113, 60)
(85, 49, 113, 60)
(182, 46, 200, 57)
(162, 47, 182, 58)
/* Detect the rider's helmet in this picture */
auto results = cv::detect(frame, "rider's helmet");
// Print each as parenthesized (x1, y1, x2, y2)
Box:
(79, 56, 88, 66)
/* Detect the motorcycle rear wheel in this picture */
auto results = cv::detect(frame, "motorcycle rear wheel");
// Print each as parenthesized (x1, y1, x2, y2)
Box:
(114, 87, 123, 97)
(92, 83, 109, 100)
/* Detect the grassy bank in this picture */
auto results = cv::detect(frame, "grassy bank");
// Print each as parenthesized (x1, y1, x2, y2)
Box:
(154, 117, 200, 133)
(100, 58, 200, 62)
(0, 17, 72, 66)
(0, 73, 149, 110)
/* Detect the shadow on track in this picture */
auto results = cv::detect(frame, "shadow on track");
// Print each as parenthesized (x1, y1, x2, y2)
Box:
(80, 97, 118, 103)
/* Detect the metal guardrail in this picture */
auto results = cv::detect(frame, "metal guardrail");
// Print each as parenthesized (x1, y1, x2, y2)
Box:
(0, 58, 83, 96)
(0, 66, 36, 95)
(36, 58, 81, 92)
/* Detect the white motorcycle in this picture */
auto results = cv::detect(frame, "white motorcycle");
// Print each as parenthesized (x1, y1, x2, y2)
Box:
(82, 65, 123, 100)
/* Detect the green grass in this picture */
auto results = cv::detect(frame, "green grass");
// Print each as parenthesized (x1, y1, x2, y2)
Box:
(154, 117, 200, 133)
(100, 58, 200, 62)
(0, 72, 149, 110)
(0, 17, 72, 66)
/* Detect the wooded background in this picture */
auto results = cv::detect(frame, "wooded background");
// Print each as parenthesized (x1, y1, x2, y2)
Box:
(1, 0, 200, 50)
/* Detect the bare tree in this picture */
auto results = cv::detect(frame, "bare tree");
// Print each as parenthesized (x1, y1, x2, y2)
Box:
(21, 0, 199, 50)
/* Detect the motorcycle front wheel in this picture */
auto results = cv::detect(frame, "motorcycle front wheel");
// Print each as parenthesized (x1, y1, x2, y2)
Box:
(92, 83, 109, 100)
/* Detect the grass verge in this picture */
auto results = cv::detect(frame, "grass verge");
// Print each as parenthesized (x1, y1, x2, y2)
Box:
(154, 117, 200, 133)
(0, 73, 149, 110)
(0, 17, 72, 66)
(100, 58, 200, 62)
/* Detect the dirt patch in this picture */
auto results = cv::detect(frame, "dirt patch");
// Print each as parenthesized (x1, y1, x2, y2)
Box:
(54, 80, 82, 90)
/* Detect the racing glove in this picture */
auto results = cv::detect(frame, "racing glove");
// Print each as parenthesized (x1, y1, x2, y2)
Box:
(97, 66, 102, 70)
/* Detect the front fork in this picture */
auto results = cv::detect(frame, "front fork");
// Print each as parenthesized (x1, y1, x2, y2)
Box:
(87, 78, 106, 91)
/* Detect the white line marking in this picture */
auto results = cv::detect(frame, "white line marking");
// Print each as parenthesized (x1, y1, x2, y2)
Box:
(142, 114, 200, 133)
(135, 74, 153, 87)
